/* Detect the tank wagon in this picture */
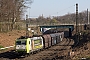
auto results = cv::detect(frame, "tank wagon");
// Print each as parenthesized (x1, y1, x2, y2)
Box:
(15, 32, 64, 54)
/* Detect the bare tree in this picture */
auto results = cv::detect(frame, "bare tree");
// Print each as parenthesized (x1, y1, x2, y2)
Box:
(0, 0, 33, 32)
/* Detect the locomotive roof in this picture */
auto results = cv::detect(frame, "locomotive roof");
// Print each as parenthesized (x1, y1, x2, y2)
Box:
(17, 36, 32, 39)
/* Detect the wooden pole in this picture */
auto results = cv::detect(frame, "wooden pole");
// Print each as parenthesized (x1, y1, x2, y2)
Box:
(26, 15, 29, 37)
(76, 3, 78, 34)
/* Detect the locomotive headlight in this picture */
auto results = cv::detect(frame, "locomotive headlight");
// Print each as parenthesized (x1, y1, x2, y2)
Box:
(16, 45, 20, 49)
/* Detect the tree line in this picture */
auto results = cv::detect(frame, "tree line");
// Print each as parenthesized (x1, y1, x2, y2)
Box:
(28, 10, 90, 25)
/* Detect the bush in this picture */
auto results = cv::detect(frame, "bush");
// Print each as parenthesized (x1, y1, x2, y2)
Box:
(0, 45, 4, 48)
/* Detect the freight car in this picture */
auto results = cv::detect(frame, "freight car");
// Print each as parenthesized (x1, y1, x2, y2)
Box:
(15, 32, 64, 55)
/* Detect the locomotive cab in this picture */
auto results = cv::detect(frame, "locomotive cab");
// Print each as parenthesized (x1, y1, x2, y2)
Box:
(15, 38, 32, 54)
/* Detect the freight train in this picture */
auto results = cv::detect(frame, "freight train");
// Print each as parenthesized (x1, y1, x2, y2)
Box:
(15, 31, 64, 55)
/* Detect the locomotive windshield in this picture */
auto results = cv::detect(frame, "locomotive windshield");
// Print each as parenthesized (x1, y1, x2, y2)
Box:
(16, 39, 26, 45)
(16, 41, 21, 45)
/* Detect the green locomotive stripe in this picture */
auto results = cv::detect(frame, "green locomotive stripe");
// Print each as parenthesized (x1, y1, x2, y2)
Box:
(16, 49, 26, 52)
(34, 40, 41, 44)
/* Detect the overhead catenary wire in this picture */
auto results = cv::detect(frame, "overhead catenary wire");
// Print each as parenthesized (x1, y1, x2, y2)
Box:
(49, 4, 75, 16)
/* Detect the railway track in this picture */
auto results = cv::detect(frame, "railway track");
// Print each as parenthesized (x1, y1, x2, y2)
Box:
(0, 38, 74, 60)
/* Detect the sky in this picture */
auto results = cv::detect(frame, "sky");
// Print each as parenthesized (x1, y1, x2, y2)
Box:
(25, 0, 90, 18)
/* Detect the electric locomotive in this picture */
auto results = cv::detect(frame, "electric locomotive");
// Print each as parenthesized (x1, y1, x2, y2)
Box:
(15, 36, 43, 54)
